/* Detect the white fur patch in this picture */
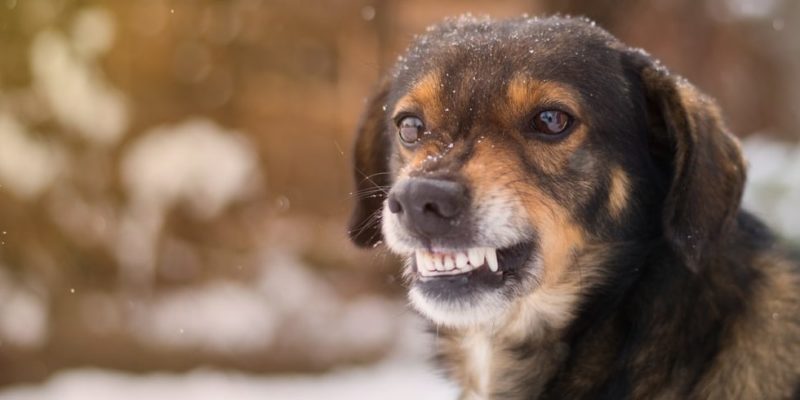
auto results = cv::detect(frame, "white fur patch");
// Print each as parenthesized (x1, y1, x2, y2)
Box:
(408, 287, 508, 328)
(463, 331, 492, 398)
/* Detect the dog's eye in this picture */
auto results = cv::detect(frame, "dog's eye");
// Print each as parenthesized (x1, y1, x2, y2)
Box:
(532, 110, 572, 135)
(398, 116, 424, 144)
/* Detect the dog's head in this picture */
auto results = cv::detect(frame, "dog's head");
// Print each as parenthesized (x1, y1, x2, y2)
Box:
(349, 16, 745, 329)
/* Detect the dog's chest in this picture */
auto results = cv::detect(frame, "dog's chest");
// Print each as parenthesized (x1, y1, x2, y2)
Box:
(447, 330, 570, 400)
(462, 332, 493, 398)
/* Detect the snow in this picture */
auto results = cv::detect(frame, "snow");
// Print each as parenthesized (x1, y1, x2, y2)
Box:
(0, 113, 64, 199)
(30, 28, 129, 145)
(130, 282, 280, 354)
(115, 118, 261, 285)
(0, 360, 458, 400)
(87, 249, 412, 362)
(0, 269, 49, 348)
(71, 8, 116, 59)
(742, 136, 800, 241)
(722, 0, 780, 19)
(120, 118, 260, 220)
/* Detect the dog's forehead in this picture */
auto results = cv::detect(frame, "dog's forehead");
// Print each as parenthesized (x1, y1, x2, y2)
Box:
(390, 16, 626, 103)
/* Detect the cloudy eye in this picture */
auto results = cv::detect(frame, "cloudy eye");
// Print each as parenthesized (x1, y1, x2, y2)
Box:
(398, 116, 424, 144)
(531, 110, 572, 136)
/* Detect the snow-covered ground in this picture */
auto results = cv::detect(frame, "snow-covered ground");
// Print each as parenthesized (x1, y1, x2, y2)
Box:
(0, 360, 458, 400)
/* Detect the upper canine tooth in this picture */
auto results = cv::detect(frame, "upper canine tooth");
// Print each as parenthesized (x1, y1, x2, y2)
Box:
(486, 248, 499, 272)
(415, 251, 424, 271)
(443, 255, 455, 270)
(455, 253, 468, 269)
(468, 248, 484, 267)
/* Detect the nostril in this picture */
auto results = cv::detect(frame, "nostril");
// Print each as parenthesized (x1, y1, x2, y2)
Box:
(422, 202, 444, 218)
(388, 196, 403, 214)
(423, 202, 440, 217)
(422, 199, 459, 219)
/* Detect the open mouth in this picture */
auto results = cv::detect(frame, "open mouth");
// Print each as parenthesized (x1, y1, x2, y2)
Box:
(404, 240, 537, 326)
(412, 241, 535, 283)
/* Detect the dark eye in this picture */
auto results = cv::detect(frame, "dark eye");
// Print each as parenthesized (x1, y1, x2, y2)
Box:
(397, 116, 424, 144)
(398, 116, 425, 144)
(532, 110, 572, 136)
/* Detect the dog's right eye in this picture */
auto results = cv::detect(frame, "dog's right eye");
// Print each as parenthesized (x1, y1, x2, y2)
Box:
(398, 116, 424, 144)
(531, 110, 572, 136)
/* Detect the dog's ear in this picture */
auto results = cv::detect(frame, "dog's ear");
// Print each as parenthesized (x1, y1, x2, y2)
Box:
(348, 79, 393, 247)
(625, 50, 746, 272)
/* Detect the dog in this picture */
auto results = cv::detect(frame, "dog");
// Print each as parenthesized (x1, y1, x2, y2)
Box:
(348, 15, 800, 399)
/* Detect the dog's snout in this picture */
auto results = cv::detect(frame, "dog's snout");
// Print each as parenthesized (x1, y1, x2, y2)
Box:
(388, 178, 467, 237)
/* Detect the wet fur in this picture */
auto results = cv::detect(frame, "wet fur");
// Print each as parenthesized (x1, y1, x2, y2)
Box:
(349, 16, 800, 399)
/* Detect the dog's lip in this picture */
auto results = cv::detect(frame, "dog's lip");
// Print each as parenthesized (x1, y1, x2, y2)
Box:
(411, 241, 534, 279)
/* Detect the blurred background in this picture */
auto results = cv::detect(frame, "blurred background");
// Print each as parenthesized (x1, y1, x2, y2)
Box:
(0, 0, 798, 398)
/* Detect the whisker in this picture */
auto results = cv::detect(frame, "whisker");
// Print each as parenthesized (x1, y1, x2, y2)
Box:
(350, 186, 391, 199)
(358, 171, 393, 184)
(354, 166, 390, 195)
(349, 208, 384, 239)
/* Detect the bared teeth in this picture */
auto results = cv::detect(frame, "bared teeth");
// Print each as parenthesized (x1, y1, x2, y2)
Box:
(413, 247, 500, 277)
(416, 251, 426, 272)
(486, 248, 498, 272)
(443, 255, 455, 270)
(455, 253, 468, 269)
(416, 251, 435, 275)
(433, 254, 445, 271)
(468, 248, 484, 267)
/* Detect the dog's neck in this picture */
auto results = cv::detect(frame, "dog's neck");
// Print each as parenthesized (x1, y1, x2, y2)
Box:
(436, 243, 652, 399)
(435, 291, 581, 400)
(437, 325, 569, 400)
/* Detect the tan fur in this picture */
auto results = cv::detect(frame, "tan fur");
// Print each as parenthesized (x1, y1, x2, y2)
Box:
(607, 166, 630, 218)
(393, 70, 444, 128)
(460, 126, 589, 291)
(504, 76, 589, 176)
(504, 75, 582, 119)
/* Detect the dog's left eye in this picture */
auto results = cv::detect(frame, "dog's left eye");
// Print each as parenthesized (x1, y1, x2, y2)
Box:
(398, 116, 424, 144)
(531, 110, 572, 136)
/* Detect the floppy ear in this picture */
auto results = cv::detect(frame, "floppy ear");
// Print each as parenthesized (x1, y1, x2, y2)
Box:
(626, 50, 746, 271)
(348, 80, 393, 247)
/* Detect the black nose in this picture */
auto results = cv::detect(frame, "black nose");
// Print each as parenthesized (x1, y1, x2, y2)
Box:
(387, 178, 468, 237)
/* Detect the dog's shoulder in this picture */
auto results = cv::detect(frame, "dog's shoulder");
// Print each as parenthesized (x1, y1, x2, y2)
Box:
(691, 212, 800, 399)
